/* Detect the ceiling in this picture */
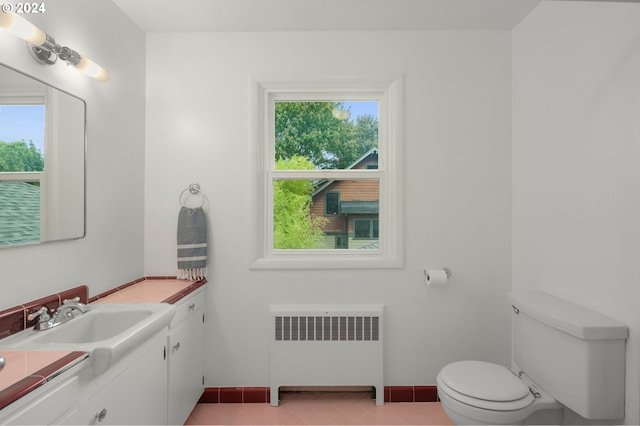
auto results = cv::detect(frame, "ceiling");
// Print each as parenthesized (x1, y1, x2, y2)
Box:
(112, 0, 544, 33)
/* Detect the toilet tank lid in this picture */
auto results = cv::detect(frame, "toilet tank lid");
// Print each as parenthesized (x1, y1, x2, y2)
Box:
(508, 292, 628, 340)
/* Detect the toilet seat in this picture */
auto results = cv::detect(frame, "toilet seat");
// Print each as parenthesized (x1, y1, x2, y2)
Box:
(437, 361, 535, 411)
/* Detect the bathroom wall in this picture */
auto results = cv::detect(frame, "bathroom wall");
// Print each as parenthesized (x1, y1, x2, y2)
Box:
(512, 2, 640, 424)
(0, 0, 146, 307)
(144, 31, 513, 387)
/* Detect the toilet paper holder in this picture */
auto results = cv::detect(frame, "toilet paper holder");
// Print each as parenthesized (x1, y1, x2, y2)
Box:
(423, 268, 452, 279)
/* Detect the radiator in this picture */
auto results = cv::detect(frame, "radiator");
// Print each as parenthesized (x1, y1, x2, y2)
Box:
(269, 304, 384, 406)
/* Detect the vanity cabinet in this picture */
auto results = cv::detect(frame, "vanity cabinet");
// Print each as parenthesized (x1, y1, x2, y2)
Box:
(167, 287, 205, 425)
(59, 334, 168, 425)
(0, 281, 207, 425)
(0, 363, 85, 425)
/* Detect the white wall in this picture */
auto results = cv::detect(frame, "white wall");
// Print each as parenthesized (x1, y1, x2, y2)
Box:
(145, 31, 513, 386)
(513, 2, 640, 424)
(0, 0, 146, 307)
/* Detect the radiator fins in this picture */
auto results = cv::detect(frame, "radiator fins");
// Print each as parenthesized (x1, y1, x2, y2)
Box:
(274, 316, 379, 341)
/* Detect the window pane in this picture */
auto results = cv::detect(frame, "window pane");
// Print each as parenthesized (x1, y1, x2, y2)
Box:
(0, 105, 46, 172)
(274, 178, 379, 250)
(0, 181, 40, 245)
(354, 220, 370, 238)
(325, 192, 339, 215)
(0, 104, 45, 246)
(274, 101, 378, 170)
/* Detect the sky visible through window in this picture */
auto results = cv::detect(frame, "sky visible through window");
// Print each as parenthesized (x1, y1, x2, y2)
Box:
(0, 105, 46, 154)
(342, 101, 378, 121)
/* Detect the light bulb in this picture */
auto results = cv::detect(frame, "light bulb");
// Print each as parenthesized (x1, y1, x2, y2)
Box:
(0, 11, 46, 46)
(74, 54, 110, 82)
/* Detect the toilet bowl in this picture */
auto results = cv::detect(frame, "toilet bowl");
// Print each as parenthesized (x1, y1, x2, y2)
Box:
(436, 292, 628, 425)
(436, 361, 562, 425)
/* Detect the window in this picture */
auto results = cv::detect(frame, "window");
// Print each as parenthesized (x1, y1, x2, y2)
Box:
(0, 98, 46, 245)
(324, 192, 340, 216)
(354, 219, 379, 239)
(250, 74, 403, 269)
(334, 233, 348, 249)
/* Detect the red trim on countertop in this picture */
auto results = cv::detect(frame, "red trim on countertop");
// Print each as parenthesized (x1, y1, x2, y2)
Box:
(0, 351, 87, 411)
(0, 376, 44, 411)
(162, 279, 207, 304)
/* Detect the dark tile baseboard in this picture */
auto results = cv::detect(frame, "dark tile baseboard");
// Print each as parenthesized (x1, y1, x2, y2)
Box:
(199, 387, 271, 404)
(198, 386, 439, 404)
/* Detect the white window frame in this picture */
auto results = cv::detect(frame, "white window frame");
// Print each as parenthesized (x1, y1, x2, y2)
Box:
(249, 74, 403, 269)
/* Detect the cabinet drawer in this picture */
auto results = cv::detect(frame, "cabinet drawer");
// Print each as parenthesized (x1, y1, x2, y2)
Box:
(170, 288, 205, 328)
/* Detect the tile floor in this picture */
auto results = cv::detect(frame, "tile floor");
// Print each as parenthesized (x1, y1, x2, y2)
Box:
(184, 391, 454, 425)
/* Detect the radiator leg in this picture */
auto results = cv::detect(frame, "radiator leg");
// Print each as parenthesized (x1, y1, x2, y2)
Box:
(375, 384, 384, 406)
(270, 386, 279, 407)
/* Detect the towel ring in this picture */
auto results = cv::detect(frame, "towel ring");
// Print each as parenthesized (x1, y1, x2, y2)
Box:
(179, 183, 205, 208)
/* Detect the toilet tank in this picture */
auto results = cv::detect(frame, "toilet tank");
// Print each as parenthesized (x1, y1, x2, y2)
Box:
(508, 292, 627, 420)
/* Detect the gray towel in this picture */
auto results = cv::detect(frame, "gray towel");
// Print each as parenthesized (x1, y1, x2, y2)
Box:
(177, 206, 207, 280)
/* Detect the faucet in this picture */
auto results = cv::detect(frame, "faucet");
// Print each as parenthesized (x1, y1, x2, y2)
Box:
(56, 297, 90, 316)
(28, 297, 90, 330)
(52, 297, 90, 324)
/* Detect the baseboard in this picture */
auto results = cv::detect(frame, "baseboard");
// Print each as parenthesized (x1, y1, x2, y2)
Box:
(198, 385, 439, 404)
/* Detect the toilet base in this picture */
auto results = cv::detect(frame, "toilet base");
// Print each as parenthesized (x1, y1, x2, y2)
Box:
(438, 386, 563, 425)
(523, 407, 563, 425)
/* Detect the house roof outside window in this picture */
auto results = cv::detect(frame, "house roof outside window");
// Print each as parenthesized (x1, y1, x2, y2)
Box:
(0, 182, 40, 245)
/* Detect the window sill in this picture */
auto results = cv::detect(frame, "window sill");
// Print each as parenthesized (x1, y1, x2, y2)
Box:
(250, 252, 403, 270)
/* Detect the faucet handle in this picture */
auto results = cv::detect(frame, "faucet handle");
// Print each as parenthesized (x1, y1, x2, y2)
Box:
(62, 296, 90, 313)
(27, 306, 50, 322)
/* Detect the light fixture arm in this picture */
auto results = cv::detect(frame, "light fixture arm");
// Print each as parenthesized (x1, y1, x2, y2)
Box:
(29, 33, 59, 65)
(29, 33, 82, 66)
(58, 46, 81, 66)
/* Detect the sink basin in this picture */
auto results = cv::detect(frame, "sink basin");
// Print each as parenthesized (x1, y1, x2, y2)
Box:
(0, 303, 176, 375)
(30, 309, 154, 344)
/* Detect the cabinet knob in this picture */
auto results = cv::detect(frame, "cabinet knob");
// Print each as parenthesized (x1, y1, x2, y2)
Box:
(95, 408, 107, 422)
(173, 342, 181, 352)
(188, 303, 196, 311)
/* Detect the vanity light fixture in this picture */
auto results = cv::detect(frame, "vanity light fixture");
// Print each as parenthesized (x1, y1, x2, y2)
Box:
(0, 11, 109, 82)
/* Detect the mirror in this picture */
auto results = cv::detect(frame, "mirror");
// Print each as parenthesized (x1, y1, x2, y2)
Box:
(0, 62, 85, 247)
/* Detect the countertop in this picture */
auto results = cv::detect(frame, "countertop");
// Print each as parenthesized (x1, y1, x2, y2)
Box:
(0, 277, 206, 412)
(0, 351, 87, 411)
(90, 278, 205, 305)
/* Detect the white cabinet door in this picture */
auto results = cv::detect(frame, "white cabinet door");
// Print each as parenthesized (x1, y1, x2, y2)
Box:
(61, 340, 167, 425)
(167, 296, 204, 425)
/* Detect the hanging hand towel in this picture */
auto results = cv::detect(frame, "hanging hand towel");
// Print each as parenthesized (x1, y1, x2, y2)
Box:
(177, 206, 207, 280)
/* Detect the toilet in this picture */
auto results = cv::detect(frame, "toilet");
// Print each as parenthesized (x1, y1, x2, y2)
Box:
(437, 291, 628, 425)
